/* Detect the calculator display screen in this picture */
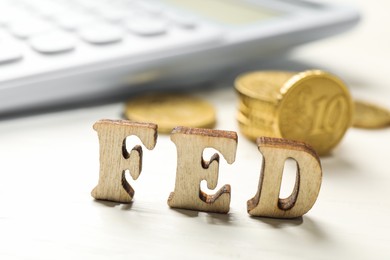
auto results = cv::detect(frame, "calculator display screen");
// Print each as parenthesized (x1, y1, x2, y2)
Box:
(165, 0, 279, 25)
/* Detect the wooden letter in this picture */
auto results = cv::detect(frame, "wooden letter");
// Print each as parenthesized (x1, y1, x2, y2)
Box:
(91, 119, 157, 203)
(168, 127, 237, 214)
(247, 137, 322, 218)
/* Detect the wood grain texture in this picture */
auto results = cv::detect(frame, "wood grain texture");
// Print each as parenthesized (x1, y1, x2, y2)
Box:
(247, 137, 322, 218)
(168, 126, 237, 214)
(91, 119, 157, 203)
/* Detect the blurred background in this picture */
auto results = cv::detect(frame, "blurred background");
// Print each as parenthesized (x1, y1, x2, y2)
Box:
(2, 0, 384, 118)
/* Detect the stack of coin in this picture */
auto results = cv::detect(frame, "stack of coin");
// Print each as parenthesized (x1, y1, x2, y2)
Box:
(235, 70, 354, 155)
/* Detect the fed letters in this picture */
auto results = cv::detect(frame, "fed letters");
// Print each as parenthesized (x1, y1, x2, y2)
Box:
(91, 119, 322, 219)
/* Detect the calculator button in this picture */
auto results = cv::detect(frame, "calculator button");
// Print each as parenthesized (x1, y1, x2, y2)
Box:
(125, 18, 167, 36)
(126, 10, 151, 21)
(8, 20, 55, 39)
(165, 12, 198, 29)
(29, 32, 75, 54)
(79, 25, 123, 44)
(0, 44, 23, 64)
(136, 2, 164, 15)
(54, 13, 98, 31)
(77, 0, 106, 12)
(97, 8, 129, 23)
(0, 8, 34, 27)
(32, 3, 71, 19)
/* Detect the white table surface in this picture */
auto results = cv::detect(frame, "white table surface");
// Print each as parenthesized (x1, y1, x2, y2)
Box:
(1, 0, 389, 259)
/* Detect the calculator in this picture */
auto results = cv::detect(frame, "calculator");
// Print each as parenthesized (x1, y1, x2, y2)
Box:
(0, 0, 359, 114)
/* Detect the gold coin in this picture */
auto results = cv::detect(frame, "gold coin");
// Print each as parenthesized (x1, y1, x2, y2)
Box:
(353, 100, 390, 128)
(125, 94, 216, 133)
(237, 100, 276, 123)
(235, 70, 353, 155)
(278, 70, 353, 155)
(235, 71, 294, 102)
(236, 115, 277, 140)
